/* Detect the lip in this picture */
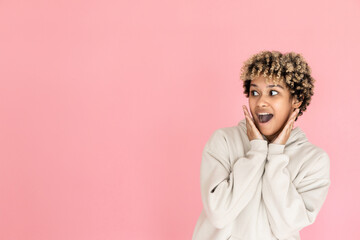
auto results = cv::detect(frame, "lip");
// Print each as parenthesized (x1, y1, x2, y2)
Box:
(256, 111, 273, 115)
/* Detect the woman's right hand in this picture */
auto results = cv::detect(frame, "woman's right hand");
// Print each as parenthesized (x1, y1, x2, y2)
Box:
(242, 105, 264, 141)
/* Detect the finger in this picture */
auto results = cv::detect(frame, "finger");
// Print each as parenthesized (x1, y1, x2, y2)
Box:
(290, 119, 294, 129)
(242, 105, 248, 117)
(245, 114, 256, 129)
(244, 115, 253, 134)
(287, 109, 298, 124)
(244, 110, 262, 137)
(289, 119, 295, 131)
(285, 117, 295, 133)
(285, 115, 293, 128)
(293, 108, 300, 118)
(243, 106, 249, 124)
(290, 109, 297, 120)
(290, 109, 299, 124)
(243, 105, 249, 117)
(283, 121, 291, 136)
(243, 106, 250, 123)
(243, 107, 250, 123)
(244, 109, 256, 128)
(243, 105, 255, 123)
(243, 106, 256, 130)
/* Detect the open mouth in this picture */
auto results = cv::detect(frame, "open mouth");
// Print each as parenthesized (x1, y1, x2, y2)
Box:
(258, 114, 273, 123)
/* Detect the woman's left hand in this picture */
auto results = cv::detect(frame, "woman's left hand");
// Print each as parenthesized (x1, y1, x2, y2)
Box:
(271, 108, 300, 145)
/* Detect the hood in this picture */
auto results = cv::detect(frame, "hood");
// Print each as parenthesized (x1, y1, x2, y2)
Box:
(237, 118, 308, 148)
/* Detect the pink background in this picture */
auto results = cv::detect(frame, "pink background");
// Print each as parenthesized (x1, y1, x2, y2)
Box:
(0, 0, 359, 239)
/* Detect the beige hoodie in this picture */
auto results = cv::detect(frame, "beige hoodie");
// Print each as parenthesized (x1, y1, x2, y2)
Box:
(192, 118, 331, 240)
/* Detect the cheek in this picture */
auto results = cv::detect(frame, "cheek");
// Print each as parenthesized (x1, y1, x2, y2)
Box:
(248, 98, 255, 108)
(273, 103, 292, 119)
(248, 102, 256, 117)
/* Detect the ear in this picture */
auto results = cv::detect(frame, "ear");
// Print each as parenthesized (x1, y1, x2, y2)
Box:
(292, 98, 303, 109)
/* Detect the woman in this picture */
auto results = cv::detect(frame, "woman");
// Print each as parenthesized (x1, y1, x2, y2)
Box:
(192, 50, 331, 240)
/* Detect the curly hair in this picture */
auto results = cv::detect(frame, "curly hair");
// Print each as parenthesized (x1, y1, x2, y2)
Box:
(239, 50, 315, 121)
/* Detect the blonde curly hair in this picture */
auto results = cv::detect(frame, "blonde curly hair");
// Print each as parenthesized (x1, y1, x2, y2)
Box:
(239, 50, 315, 121)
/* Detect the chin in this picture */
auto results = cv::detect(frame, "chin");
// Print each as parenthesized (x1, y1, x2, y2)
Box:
(260, 131, 272, 137)
(259, 128, 275, 137)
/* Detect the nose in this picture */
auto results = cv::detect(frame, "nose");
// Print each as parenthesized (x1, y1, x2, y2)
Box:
(257, 94, 269, 107)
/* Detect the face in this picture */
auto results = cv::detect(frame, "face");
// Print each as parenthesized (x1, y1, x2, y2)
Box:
(248, 76, 301, 142)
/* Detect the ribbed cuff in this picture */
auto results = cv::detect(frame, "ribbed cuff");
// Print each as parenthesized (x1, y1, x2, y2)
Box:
(249, 139, 268, 152)
(268, 143, 285, 155)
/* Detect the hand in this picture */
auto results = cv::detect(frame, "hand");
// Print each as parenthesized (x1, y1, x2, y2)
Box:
(271, 108, 300, 145)
(242, 105, 264, 141)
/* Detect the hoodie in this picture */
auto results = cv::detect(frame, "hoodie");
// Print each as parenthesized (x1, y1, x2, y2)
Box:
(192, 118, 331, 240)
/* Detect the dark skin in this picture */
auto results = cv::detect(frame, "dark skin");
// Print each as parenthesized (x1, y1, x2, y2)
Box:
(242, 105, 300, 145)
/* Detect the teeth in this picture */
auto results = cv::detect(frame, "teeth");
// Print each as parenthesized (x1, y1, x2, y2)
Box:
(258, 113, 271, 115)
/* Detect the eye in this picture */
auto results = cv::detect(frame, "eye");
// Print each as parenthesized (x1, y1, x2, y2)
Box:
(250, 90, 259, 96)
(250, 90, 278, 96)
(270, 90, 278, 96)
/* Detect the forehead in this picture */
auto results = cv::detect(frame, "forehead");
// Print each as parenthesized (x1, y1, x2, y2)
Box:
(250, 76, 286, 88)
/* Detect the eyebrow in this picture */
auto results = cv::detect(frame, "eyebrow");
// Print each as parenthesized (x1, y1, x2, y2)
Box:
(250, 83, 284, 89)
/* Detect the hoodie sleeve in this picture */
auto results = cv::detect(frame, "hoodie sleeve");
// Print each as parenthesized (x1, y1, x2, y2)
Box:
(261, 143, 331, 239)
(200, 129, 268, 229)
